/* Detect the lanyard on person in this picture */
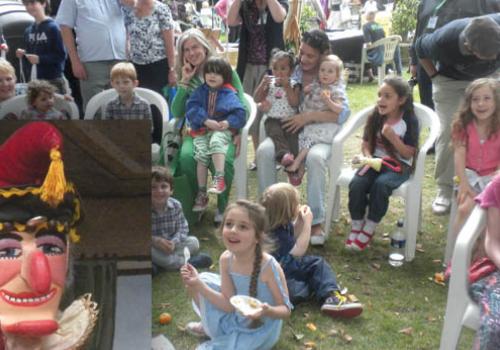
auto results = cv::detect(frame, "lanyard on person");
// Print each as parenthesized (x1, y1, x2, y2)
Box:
(427, 0, 448, 30)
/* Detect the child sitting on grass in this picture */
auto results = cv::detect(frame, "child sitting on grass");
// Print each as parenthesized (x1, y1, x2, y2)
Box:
(152, 166, 212, 273)
(180, 199, 291, 348)
(104, 62, 152, 121)
(20, 79, 66, 119)
(261, 182, 363, 318)
(186, 57, 246, 212)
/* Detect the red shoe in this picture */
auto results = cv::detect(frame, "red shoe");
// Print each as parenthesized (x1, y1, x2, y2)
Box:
(281, 153, 294, 167)
(351, 230, 374, 251)
(288, 171, 303, 186)
(208, 175, 226, 194)
(345, 229, 361, 250)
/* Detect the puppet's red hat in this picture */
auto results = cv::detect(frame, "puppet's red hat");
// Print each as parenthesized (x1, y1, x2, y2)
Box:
(0, 122, 81, 242)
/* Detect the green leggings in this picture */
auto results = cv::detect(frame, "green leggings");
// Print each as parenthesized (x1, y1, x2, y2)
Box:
(175, 136, 235, 225)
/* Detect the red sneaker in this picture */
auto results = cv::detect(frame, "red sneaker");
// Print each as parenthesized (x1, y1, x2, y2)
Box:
(208, 175, 226, 194)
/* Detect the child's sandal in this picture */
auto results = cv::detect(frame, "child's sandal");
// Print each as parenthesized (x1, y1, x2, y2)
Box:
(351, 230, 374, 251)
(345, 229, 361, 250)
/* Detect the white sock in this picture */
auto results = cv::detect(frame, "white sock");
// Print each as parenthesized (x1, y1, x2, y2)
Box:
(358, 219, 378, 243)
(351, 220, 364, 232)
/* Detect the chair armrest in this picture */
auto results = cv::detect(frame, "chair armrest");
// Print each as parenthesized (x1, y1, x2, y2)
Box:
(450, 206, 487, 292)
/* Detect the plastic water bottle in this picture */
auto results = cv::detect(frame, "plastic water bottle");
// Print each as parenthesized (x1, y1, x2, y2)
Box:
(389, 220, 406, 267)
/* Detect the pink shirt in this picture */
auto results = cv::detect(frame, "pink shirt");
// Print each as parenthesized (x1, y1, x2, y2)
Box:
(464, 123, 500, 176)
(476, 173, 500, 209)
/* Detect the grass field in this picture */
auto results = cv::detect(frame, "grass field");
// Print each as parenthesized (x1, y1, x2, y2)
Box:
(153, 79, 476, 349)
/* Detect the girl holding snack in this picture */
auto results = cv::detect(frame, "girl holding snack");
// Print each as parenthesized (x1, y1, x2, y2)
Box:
(180, 200, 292, 349)
(286, 54, 346, 185)
(346, 76, 419, 251)
(253, 49, 299, 169)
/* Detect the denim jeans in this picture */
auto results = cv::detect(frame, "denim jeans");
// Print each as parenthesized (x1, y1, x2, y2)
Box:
(257, 138, 331, 226)
(348, 165, 410, 223)
(281, 255, 339, 304)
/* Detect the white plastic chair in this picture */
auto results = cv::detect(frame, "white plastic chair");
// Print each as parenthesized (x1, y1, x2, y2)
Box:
(360, 35, 401, 85)
(325, 103, 440, 261)
(0, 93, 79, 119)
(84, 87, 169, 135)
(162, 93, 256, 199)
(439, 205, 484, 350)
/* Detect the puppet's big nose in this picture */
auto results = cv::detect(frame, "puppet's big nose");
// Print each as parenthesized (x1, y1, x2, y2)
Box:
(26, 251, 51, 294)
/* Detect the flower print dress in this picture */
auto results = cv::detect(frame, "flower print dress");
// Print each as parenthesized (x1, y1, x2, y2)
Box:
(194, 254, 292, 350)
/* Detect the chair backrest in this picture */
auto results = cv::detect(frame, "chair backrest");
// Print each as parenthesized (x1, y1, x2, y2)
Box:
(0, 93, 79, 119)
(376, 35, 401, 64)
(84, 87, 169, 137)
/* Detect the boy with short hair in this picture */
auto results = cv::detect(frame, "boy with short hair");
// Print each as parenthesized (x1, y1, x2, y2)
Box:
(151, 166, 212, 272)
(104, 62, 152, 120)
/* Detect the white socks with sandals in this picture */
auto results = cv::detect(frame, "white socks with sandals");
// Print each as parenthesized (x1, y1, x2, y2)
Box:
(346, 219, 378, 251)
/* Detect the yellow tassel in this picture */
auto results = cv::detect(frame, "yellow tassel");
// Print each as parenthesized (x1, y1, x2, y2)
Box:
(69, 228, 81, 243)
(40, 148, 67, 207)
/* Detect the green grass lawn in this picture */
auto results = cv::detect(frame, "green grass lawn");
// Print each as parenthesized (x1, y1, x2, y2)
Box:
(153, 79, 476, 349)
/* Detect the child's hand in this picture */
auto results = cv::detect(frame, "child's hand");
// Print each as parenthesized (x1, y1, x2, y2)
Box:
(25, 54, 39, 65)
(381, 123, 397, 142)
(15, 48, 25, 58)
(258, 100, 271, 113)
(261, 75, 272, 89)
(219, 120, 229, 130)
(244, 302, 269, 320)
(298, 205, 313, 225)
(205, 119, 222, 130)
(180, 263, 201, 287)
(457, 182, 476, 205)
(303, 84, 313, 94)
(320, 89, 331, 102)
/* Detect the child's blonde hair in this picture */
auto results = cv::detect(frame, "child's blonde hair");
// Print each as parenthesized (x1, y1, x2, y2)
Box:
(320, 54, 344, 82)
(0, 59, 15, 79)
(110, 62, 137, 81)
(260, 183, 300, 230)
(452, 78, 500, 145)
(220, 200, 273, 300)
(26, 79, 56, 106)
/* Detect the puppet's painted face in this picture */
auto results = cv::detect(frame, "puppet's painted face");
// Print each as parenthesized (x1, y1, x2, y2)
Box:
(0, 219, 68, 337)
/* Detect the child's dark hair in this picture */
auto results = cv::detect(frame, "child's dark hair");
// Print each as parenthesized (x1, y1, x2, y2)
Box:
(203, 57, 233, 85)
(269, 49, 295, 71)
(364, 76, 415, 162)
(26, 79, 56, 106)
(22, 0, 50, 14)
(452, 78, 500, 146)
(152, 165, 174, 188)
(301, 30, 331, 55)
(220, 200, 273, 301)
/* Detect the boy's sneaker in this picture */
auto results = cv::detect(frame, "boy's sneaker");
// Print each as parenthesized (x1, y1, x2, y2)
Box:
(193, 192, 208, 212)
(208, 175, 226, 194)
(321, 290, 363, 318)
(188, 253, 213, 269)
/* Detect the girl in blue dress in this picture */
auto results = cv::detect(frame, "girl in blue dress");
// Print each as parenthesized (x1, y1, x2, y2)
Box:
(180, 199, 292, 350)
